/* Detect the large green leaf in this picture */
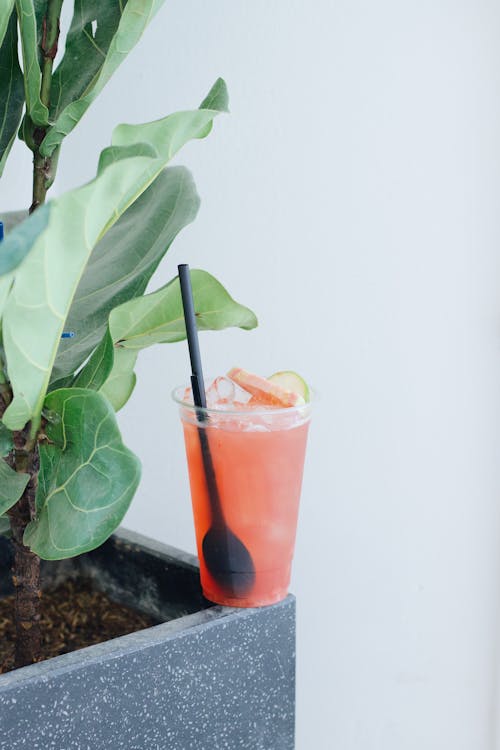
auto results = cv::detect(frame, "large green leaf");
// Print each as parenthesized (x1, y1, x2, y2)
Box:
(0, 2, 15, 48)
(15, 0, 49, 127)
(0, 11, 24, 176)
(24, 388, 140, 560)
(0, 457, 29, 515)
(99, 78, 228, 188)
(1, 82, 227, 431)
(99, 270, 257, 410)
(111, 270, 257, 349)
(40, 0, 166, 157)
(52, 166, 200, 382)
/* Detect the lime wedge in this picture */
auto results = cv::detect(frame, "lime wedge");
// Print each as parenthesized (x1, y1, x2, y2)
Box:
(268, 371, 310, 403)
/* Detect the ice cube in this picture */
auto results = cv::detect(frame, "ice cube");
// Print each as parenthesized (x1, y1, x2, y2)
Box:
(231, 382, 253, 404)
(204, 376, 236, 408)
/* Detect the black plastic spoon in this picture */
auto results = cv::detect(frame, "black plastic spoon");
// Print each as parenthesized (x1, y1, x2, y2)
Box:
(178, 265, 255, 597)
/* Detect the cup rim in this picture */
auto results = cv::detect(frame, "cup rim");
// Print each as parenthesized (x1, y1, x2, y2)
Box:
(171, 382, 314, 418)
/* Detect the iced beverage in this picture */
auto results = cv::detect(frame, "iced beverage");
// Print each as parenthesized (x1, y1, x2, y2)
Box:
(173, 377, 311, 607)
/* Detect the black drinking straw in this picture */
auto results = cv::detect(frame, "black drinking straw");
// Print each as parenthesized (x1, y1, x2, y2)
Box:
(177, 264, 255, 595)
(178, 264, 207, 414)
(178, 264, 219, 506)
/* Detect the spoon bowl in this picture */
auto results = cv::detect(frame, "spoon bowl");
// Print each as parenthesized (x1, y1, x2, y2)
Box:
(202, 525, 255, 597)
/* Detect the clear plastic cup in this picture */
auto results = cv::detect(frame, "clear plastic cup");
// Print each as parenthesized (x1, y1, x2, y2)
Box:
(173, 383, 312, 607)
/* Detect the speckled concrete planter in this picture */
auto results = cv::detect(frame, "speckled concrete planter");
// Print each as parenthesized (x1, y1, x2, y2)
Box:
(0, 528, 295, 750)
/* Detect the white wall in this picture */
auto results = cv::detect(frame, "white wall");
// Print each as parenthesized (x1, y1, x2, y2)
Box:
(2, 1, 500, 748)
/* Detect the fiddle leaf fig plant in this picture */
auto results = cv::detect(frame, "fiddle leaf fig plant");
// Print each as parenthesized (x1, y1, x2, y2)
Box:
(0, 0, 257, 671)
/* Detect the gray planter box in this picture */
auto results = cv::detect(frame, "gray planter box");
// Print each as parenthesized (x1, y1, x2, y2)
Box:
(0, 528, 295, 750)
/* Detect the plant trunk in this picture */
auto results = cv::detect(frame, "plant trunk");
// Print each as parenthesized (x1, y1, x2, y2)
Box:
(7, 0, 64, 667)
(8, 442, 41, 668)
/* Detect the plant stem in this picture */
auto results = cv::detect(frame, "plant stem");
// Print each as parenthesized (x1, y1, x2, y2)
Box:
(29, 0, 64, 213)
(9, 0, 64, 667)
(8, 435, 41, 668)
(31, 150, 48, 213)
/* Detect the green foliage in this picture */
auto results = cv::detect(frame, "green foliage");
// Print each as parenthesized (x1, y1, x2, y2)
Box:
(72, 330, 114, 391)
(52, 166, 200, 382)
(110, 270, 257, 350)
(0, 459, 29, 515)
(40, 0, 166, 157)
(49, 1, 125, 121)
(0, 515, 11, 537)
(200, 82, 230, 113)
(81, 270, 258, 411)
(15, 0, 48, 127)
(0, 423, 14, 456)
(0, 276, 13, 321)
(100, 348, 137, 411)
(0, 10, 24, 176)
(24, 388, 141, 559)
(0, 2, 15, 48)
(0, 0, 257, 563)
(2, 84, 227, 431)
(0, 205, 49, 275)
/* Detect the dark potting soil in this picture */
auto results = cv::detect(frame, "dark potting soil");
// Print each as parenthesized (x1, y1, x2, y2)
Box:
(0, 578, 158, 675)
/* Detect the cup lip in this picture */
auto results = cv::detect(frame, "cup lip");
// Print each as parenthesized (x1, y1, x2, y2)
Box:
(171, 381, 314, 418)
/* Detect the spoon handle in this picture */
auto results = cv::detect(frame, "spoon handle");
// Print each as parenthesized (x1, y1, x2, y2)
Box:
(190, 374, 223, 521)
(178, 263, 224, 525)
(196, 418, 224, 524)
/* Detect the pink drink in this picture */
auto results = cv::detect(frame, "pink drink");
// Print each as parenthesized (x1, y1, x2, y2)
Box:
(174, 380, 311, 607)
